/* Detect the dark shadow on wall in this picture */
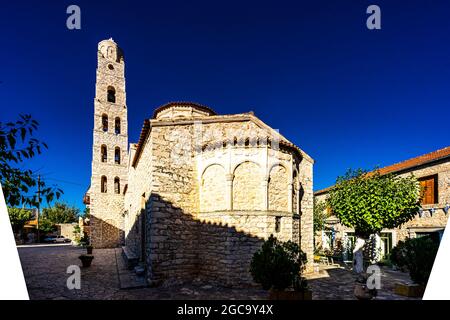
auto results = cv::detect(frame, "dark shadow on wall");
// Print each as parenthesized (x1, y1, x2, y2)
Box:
(90, 216, 124, 249)
(122, 193, 267, 288)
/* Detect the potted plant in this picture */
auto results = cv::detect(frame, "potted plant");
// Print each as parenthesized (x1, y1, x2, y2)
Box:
(79, 254, 94, 267)
(390, 236, 438, 297)
(353, 274, 377, 300)
(250, 235, 311, 300)
(86, 245, 93, 254)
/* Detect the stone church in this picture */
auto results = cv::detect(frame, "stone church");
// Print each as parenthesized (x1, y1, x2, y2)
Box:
(84, 39, 314, 286)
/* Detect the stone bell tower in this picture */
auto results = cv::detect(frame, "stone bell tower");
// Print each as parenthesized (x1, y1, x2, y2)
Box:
(89, 38, 128, 248)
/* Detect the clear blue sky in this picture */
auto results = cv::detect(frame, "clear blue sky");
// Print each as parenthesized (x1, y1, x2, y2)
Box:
(1, 0, 449, 210)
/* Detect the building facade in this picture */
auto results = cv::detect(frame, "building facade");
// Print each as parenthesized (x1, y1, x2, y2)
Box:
(85, 39, 314, 287)
(315, 147, 450, 262)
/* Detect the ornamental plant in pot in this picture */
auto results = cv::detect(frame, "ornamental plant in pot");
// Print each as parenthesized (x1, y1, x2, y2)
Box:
(86, 245, 93, 254)
(250, 235, 311, 300)
(79, 254, 94, 267)
(390, 236, 438, 297)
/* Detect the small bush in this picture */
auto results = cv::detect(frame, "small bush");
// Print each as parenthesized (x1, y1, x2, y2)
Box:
(250, 235, 307, 291)
(390, 236, 439, 285)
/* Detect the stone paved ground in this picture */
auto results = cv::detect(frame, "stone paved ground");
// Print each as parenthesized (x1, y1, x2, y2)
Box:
(18, 244, 419, 300)
(304, 265, 419, 300)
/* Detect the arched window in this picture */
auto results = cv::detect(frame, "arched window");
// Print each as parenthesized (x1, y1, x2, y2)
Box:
(114, 147, 121, 164)
(101, 145, 107, 163)
(107, 86, 116, 103)
(102, 114, 108, 132)
(114, 177, 120, 194)
(115, 117, 121, 134)
(101, 176, 107, 193)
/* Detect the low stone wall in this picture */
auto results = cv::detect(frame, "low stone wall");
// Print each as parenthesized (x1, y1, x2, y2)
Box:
(146, 194, 299, 287)
(56, 223, 77, 241)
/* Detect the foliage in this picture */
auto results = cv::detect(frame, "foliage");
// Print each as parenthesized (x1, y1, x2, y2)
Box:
(0, 114, 63, 206)
(83, 207, 90, 219)
(313, 198, 329, 235)
(8, 207, 33, 233)
(42, 202, 79, 224)
(250, 235, 307, 291)
(390, 237, 439, 285)
(327, 168, 421, 238)
(73, 225, 89, 246)
(38, 218, 56, 234)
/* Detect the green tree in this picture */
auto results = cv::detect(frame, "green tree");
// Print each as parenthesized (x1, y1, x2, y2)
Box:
(38, 218, 56, 234)
(42, 202, 79, 224)
(313, 198, 328, 235)
(8, 207, 33, 233)
(0, 114, 63, 206)
(327, 168, 421, 273)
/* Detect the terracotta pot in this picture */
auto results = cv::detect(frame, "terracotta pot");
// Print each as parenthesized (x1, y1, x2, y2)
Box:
(79, 254, 94, 267)
(269, 289, 312, 300)
(354, 283, 375, 300)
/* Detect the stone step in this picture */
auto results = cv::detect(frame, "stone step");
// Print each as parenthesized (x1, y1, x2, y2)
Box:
(121, 246, 139, 270)
(114, 248, 147, 290)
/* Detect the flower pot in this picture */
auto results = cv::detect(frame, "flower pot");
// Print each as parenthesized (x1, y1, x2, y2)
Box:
(79, 254, 94, 267)
(86, 246, 93, 254)
(354, 283, 376, 300)
(394, 283, 425, 298)
(269, 289, 312, 300)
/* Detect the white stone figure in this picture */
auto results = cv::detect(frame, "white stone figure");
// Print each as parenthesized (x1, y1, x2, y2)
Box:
(353, 237, 365, 273)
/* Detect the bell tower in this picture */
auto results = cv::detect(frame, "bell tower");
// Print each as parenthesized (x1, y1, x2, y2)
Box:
(89, 38, 128, 248)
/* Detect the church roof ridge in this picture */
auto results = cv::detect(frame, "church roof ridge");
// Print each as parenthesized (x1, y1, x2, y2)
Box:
(152, 101, 216, 119)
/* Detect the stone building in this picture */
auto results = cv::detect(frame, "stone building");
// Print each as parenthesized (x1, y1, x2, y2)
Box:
(315, 146, 450, 261)
(85, 39, 129, 249)
(84, 39, 314, 286)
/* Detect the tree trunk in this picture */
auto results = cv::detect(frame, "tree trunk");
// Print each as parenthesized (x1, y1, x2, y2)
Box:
(353, 237, 365, 274)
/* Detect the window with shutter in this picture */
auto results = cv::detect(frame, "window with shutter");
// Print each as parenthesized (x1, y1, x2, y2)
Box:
(419, 175, 438, 205)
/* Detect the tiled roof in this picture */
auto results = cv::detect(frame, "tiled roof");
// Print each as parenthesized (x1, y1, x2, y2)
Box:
(152, 101, 216, 119)
(314, 146, 450, 196)
(376, 146, 450, 175)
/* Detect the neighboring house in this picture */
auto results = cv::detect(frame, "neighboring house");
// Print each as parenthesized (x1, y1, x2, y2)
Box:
(18, 208, 38, 243)
(84, 39, 314, 286)
(55, 223, 78, 241)
(315, 146, 450, 262)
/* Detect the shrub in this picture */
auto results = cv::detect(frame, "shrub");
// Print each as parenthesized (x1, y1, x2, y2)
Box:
(390, 236, 439, 285)
(250, 235, 307, 291)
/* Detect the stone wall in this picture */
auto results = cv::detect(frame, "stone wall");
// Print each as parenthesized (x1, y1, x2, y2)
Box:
(200, 164, 227, 212)
(233, 161, 264, 210)
(299, 158, 314, 271)
(56, 223, 77, 241)
(268, 165, 289, 211)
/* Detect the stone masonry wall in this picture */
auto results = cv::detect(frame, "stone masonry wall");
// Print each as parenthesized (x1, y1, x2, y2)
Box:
(233, 161, 264, 210)
(268, 165, 289, 211)
(299, 158, 314, 271)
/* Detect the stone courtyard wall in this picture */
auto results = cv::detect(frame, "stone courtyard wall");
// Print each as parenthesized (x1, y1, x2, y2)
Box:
(56, 223, 77, 241)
